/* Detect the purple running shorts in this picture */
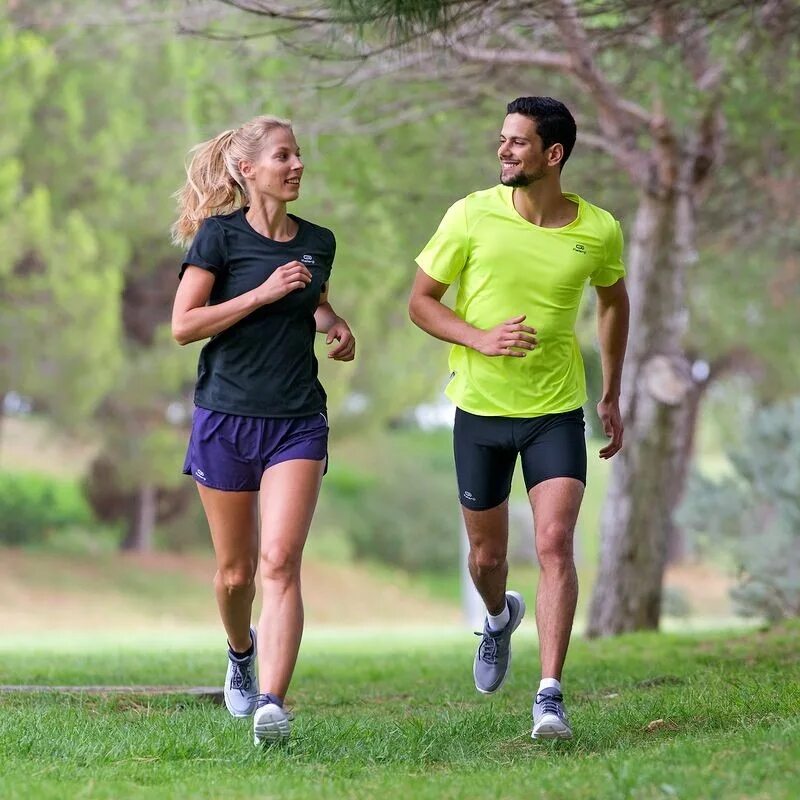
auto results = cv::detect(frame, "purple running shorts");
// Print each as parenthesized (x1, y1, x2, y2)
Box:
(182, 407, 329, 491)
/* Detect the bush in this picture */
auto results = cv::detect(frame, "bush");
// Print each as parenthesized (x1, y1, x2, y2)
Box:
(678, 399, 800, 622)
(321, 440, 460, 573)
(661, 586, 692, 619)
(0, 471, 94, 546)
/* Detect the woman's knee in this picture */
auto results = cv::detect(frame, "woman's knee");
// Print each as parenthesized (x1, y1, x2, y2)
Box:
(260, 547, 302, 583)
(216, 562, 257, 593)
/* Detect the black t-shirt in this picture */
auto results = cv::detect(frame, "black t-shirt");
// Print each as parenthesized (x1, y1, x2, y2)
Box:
(180, 208, 335, 417)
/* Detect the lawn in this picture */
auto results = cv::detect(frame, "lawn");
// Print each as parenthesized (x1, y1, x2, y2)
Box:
(1, 623, 797, 799)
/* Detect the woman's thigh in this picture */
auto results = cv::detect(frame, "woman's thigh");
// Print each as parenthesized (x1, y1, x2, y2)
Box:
(196, 484, 259, 572)
(258, 459, 326, 572)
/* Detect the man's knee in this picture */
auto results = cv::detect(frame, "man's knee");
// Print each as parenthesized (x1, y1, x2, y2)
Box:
(470, 546, 507, 574)
(536, 522, 575, 568)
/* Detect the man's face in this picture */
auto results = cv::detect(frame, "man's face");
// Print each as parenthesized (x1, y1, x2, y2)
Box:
(498, 113, 556, 187)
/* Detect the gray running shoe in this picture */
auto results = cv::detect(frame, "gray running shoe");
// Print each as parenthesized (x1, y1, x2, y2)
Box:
(223, 627, 259, 718)
(532, 687, 572, 739)
(473, 590, 526, 694)
(253, 692, 294, 746)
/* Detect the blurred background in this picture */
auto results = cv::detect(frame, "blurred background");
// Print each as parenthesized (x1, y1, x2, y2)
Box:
(1, 0, 798, 641)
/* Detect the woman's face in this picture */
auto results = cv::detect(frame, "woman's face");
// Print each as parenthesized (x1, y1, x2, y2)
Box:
(240, 127, 304, 203)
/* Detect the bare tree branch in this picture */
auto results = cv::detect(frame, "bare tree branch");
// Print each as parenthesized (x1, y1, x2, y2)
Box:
(446, 39, 572, 70)
(578, 130, 629, 162)
(214, 0, 334, 23)
(178, 21, 309, 39)
(551, 0, 654, 133)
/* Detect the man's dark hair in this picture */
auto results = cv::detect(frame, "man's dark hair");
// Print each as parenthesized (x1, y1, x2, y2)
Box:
(506, 97, 577, 169)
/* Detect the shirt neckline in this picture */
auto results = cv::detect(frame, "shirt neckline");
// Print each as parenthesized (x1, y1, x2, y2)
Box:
(499, 185, 583, 232)
(239, 207, 305, 246)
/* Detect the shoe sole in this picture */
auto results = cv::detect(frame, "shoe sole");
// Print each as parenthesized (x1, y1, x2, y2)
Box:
(254, 705, 292, 745)
(224, 626, 259, 718)
(226, 706, 256, 719)
(532, 717, 573, 740)
(474, 590, 527, 695)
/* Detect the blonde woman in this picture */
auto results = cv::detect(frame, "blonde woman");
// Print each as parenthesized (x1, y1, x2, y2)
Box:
(171, 116, 355, 745)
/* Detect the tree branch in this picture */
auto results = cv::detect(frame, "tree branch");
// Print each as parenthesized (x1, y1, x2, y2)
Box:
(551, 0, 654, 133)
(214, 0, 333, 24)
(446, 39, 572, 70)
(578, 130, 628, 162)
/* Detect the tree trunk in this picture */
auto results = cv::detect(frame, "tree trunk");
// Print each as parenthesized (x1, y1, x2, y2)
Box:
(587, 189, 700, 636)
(0, 391, 5, 458)
(121, 481, 156, 552)
(665, 381, 705, 563)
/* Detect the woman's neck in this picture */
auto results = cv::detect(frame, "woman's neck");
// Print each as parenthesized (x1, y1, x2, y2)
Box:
(245, 197, 297, 241)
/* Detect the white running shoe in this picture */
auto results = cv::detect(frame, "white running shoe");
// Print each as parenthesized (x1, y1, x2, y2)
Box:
(532, 687, 573, 739)
(253, 693, 294, 746)
(223, 627, 258, 718)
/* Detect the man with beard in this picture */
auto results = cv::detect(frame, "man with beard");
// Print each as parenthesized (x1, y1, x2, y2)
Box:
(408, 97, 629, 739)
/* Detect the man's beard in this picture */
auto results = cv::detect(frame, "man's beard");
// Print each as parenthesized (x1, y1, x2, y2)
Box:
(500, 167, 545, 187)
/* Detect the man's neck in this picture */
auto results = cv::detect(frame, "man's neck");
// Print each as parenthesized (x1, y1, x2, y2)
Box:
(511, 180, 578, 228)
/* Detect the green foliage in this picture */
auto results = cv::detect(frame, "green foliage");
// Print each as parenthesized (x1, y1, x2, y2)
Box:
(0, 17, 124, 424)
(678, 399, 800, 622)
(330, 0, 455, 33)
(689, 37, 800, 399)
(0, 471, 93, 546)
(321, 430, 459, 571)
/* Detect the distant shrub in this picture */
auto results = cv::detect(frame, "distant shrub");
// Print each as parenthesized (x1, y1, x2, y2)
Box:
(678, 399, 800, 622)
(0, 471, 94, 546)
(661, 586, 692, 619)
(322, 449, 460, 573)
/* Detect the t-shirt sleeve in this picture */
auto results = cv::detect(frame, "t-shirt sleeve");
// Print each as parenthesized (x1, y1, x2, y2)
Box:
(325, 229, 336, 281)
(590, 218, 626, 287)
(415, 199, 469, 285)
(179, 218, 227, 279)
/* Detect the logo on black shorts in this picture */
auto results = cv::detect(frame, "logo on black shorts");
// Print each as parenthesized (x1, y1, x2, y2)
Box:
(463, 490, 476, 501)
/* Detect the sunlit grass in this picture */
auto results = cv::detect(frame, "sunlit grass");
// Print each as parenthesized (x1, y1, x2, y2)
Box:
(1, 622, 797, 799)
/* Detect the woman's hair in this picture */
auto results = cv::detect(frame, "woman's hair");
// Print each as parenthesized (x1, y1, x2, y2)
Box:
(171, 115, 293, 246)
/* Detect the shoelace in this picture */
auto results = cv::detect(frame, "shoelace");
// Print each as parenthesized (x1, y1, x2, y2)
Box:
(229, 660, 252, 693)
(474, 630, 499, 664)
(535, 692, 564, 717)
(254, 693, 283, 709)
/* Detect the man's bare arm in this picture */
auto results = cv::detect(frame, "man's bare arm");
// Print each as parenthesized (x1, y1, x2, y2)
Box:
(595, 278, 630, 458)
(408, 268, 537, 357)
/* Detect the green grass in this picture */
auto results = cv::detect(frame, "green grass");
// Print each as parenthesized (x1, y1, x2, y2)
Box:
(1, 623, 798, 799)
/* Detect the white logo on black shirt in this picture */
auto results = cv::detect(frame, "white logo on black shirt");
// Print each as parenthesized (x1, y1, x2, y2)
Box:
(301, 254, 315, 264)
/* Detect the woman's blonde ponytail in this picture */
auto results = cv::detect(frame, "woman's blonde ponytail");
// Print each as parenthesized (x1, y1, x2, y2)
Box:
(172, 115, 292, 247)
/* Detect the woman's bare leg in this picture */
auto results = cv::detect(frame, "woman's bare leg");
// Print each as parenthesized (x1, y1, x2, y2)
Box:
(196, 484, 259, 652)
(256, 458, 325, 699)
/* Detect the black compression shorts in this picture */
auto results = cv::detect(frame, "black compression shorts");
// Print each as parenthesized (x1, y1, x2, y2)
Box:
(453, 407, 587, 511)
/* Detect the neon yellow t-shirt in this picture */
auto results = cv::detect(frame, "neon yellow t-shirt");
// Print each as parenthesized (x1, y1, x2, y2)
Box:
(415, 185, 625, 417)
